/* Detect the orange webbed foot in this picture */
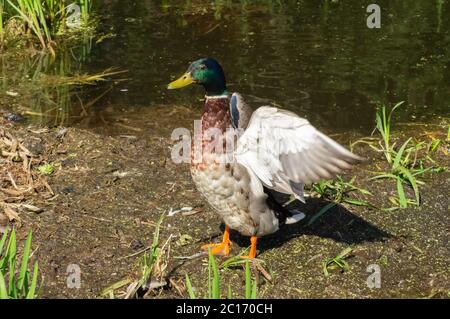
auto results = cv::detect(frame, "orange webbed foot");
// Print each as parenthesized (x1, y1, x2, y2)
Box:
(240, 236, 258, 260)
(201, 241, 231, 256)
(201, 226, 231, 256)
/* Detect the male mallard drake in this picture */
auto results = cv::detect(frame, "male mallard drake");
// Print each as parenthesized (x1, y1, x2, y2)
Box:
(168, 58, 363, 259)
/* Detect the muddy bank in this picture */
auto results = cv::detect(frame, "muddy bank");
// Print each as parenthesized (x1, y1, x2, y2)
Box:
(0, 106, 449, 299)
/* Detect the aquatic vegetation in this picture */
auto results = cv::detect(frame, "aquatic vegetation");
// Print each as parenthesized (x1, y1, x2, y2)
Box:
(1, 0, 94, 53)
(0, 1, 104, 126)
(79, 0, 91, 25)
(185, 252, 258, 299)
(0, 229, 39, 299)
(308, 176, 373, 225)
(0, 0, 4, 49)
(40, 67, 127, 87)
(0, 46, 125, 126)
(8, 0, 54, 53)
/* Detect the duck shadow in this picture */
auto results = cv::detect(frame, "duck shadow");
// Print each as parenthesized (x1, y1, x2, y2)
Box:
(226, 197, 391, 253)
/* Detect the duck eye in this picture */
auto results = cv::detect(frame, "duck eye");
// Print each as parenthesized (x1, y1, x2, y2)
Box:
(199, 64, 207, 70)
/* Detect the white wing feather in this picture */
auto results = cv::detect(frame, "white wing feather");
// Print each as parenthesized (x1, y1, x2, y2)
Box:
(236, 106, 363, 201)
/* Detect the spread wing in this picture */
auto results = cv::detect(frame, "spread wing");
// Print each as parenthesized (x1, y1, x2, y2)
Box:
(236, 106, 363, 202)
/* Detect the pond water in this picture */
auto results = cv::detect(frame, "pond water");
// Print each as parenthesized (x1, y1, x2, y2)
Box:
(11, 1, 450, 133)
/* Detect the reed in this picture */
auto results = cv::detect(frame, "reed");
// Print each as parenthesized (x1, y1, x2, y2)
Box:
(2, 0, 93, 53)
(8, 0, 52, 51)
(79, 0, 91, 25)
(0, 0, 4, 49)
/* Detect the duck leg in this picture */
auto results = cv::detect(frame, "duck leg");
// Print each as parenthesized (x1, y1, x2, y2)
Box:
(241, 236, 258, 259)
(201, 226, 231, 256)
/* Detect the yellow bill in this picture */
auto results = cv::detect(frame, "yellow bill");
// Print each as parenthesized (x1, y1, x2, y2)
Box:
(167, 72, 194, 89)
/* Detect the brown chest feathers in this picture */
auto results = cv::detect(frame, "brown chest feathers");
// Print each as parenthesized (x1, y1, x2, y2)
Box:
(191, 97, 232, 169)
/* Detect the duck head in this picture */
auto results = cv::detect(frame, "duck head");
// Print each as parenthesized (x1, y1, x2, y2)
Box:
(167, 58, 228, 97)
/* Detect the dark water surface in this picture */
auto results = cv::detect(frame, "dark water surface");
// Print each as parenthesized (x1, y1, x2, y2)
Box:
(30, 1, 450, 132)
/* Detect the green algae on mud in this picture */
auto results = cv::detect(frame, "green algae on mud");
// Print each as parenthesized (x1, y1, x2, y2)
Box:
(1, 106, 448, 299)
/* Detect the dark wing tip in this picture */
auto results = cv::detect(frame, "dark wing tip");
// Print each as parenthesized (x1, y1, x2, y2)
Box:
(230, 93, 240, 128)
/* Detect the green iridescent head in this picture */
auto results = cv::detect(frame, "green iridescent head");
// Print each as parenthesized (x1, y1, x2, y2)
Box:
(168, 58, 228, 96)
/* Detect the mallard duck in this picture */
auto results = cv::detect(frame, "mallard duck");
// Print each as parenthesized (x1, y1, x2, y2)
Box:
(168, 58, 363, 259)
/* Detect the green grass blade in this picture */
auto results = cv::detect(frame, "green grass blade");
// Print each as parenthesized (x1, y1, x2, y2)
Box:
(220, 249, 250, 269)
(25, 261, 38, 299)
(391, 101, 405, 114)
(322, 261, 330, 277)
(369, 173, 398, 180)
(396, 177, 407, 208)
(340, 260, 350, 272)
(251, 280, 257, 299)
(5, 228, 16, 270)
(411, 167, 434, 176)
(185, 273, 196, 299)
(245, 261, 251, 299)
(0, 271, 8, 299)
(208, 252, 220, 299)
(399, 167, 420, 205)
(7, 0, 48, 49)
(375, 111, 385, 141)
(344, 198, 371, 207)
(208, 252, 211, 299)
(337, 247, 353, 259)
(152, 213, 164, 252)
(0, 1, 4, 47)
(354, 187, 372, 196)
(33, 0, 51, 43)
(18, 230, 33, 293)
(308, 202, 337, 226)
(0, 230, 7, 255)
(1, 229, 14, 271)
(393, 138, 412, 169)
(100, 279, 132, 298)
(8, 257, 16, 298)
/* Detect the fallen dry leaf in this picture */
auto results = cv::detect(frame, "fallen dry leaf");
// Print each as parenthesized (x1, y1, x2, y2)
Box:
(4, 206, 22, 226)
(20, 204, 43, 214)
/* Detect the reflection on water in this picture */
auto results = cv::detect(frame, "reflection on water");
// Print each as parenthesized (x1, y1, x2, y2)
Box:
(0, 35, 98, 126)
(5, 1, 450, 132)
(85, 0, 449, 133)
